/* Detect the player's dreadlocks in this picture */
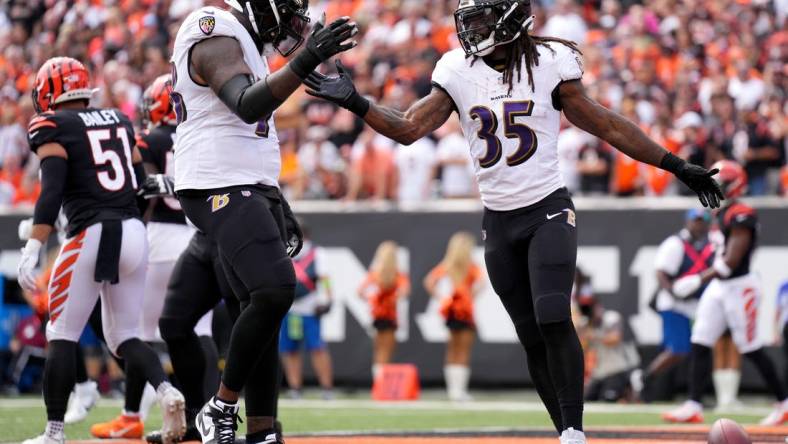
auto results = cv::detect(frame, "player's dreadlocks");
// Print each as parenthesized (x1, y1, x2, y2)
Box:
(503, 34, 581, 93)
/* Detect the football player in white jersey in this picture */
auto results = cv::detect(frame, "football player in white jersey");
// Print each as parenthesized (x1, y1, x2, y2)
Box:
(170, 1, 357, 443)
(305, 1, 723, 443)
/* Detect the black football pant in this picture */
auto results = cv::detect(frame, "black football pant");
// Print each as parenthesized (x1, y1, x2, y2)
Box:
(180, 185, 295, 418)
(483, 188, 584, 433)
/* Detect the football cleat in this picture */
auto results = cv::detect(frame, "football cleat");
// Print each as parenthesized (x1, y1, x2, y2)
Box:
(662, 400, 704, 423)
(251, 432, 284, 444)
(22, 434, 64, 444)
(90, 414, 144, 439)
(145, 427, 202, 443)
(64, 380, 100, 424)
(759, 400, 788, 426)
(157, 384, 187, 444)
(195, 397, 241, 444)
(559, 427, 586, 444)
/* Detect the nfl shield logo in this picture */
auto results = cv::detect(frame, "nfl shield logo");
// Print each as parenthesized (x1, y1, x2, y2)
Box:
(199, 16, 216, 35)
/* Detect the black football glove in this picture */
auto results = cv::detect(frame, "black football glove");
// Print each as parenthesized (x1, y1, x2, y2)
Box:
(137, 174, 176, 199)
(289, 14, 358, 79)
(278, 191, 303, 258)
(660, 153, 725, 208)
(304, 60, 370, 116)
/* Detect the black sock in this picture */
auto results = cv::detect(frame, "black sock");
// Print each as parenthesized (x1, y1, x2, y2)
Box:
(116, 338, 167, 389)
(745, 348, 787, 401)
(44, 340, 78, 421)
(199, 335, 220, 401)
(244, 330, 281, 417)
(222, 288, 292, 392)
(539, 320, 584, 431)
(123, 343, 153, 413)
(74, 345, 87, 384)
(688, 343, 712, 403)
(524, 341, 563, 433)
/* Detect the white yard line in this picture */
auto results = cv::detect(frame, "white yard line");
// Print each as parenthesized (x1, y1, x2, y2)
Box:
(0, 397, 770, 416)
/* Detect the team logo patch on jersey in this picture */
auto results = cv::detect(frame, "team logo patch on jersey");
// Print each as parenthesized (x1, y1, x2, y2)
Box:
(199, 16, 216, 35)
(208, 194, 230, 212)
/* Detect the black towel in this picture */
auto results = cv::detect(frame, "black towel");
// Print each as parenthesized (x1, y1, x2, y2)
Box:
(94, 219, 122, 284)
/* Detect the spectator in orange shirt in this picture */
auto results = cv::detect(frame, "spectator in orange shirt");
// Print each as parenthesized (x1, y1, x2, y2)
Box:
(424, 232, 482, 402)
(358, 241, 410, 380)
(346, 129, 396, 201)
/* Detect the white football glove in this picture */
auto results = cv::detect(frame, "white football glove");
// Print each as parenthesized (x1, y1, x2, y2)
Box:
(672, 274, 702, 299)
(18, 239, 42, 292)
(18, 218, 33, 241)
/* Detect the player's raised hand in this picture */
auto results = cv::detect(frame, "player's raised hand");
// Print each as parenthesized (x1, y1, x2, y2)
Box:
(289, 14, 358, 79)
(305, 60, 370, 116)
(661, 153, 725, 208)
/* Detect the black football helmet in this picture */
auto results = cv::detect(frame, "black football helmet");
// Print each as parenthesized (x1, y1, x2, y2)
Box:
(225, 0, 310, 56)
(454, 0, 534, 57)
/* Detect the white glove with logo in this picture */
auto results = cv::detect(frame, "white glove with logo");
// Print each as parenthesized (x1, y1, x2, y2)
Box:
(672, 274, 702, 299)
(18, 239, 42, 292)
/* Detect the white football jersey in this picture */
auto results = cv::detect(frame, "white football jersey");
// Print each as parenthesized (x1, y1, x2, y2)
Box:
(171, 7, 279, 191)
(432, 43, 583, 211)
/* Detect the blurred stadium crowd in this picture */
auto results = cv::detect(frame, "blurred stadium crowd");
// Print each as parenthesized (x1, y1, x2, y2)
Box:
(0, 0, 786, 207)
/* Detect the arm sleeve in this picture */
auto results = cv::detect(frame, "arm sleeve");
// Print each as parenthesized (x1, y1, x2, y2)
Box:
(218, 73, 282, 125)
(33, 156, 68, 226)
(654, 236, 683, 275)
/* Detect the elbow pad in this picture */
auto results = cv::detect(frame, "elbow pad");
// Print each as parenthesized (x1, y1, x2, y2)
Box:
(217, 74, 283, 124)
(33, 156, 68, 226)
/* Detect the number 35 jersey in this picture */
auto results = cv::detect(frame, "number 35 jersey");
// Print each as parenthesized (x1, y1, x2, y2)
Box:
(432, 43, 583, 211)
(27, 108, 139, 237)
(171, 6, 279, 191)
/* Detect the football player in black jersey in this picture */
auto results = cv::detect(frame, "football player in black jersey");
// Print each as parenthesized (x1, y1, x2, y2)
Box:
(18, 57, 186, 444)
(665, 160, 788, 425)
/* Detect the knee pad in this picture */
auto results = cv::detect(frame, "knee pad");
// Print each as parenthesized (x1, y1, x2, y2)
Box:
(534, 292, 571, 324)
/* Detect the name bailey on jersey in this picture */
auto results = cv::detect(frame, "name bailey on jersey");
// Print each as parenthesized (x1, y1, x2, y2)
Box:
(78, 109, 123, 127)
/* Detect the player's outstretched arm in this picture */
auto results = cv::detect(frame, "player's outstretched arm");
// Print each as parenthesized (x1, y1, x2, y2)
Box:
(559, 80, 724, 208)
(305, 61, 454, 145)
(191, 15, 357, 125)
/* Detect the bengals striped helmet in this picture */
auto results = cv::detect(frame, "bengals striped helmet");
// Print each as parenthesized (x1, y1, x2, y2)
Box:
(32, 57, 96, 113)
(710, 159, 747, 199)
(141, 74, 176, 127)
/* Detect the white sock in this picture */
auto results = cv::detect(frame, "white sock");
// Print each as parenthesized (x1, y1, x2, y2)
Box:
(445, 365, 467, 400)
(122, 410, 140, 417)
(45, 421, 64, 439)
(372, 364, 382, 380)
(74, 380, 94, 395)
(457, 365, 471, 398)
(726, 369, 741, 403)
(713, 369, 728, 406)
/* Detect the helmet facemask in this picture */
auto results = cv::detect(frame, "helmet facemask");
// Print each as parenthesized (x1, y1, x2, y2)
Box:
(455, 0, 534, 57)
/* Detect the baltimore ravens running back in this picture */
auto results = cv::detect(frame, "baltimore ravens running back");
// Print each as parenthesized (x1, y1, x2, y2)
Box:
(304, 1, 723, 443)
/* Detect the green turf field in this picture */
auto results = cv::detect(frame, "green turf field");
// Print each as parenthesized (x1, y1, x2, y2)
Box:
(0, 395, 771, 443)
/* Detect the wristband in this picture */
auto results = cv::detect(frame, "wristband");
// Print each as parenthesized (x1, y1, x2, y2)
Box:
(347, 93, 370, 117)
(713, 257, 732, 278)
(660, 152, 685, 174)
(289, 48, 320, 80)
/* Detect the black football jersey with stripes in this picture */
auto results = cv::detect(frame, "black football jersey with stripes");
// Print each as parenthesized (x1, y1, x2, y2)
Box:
(28, 108, 140, 237)
(137, 124, 186, 224)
